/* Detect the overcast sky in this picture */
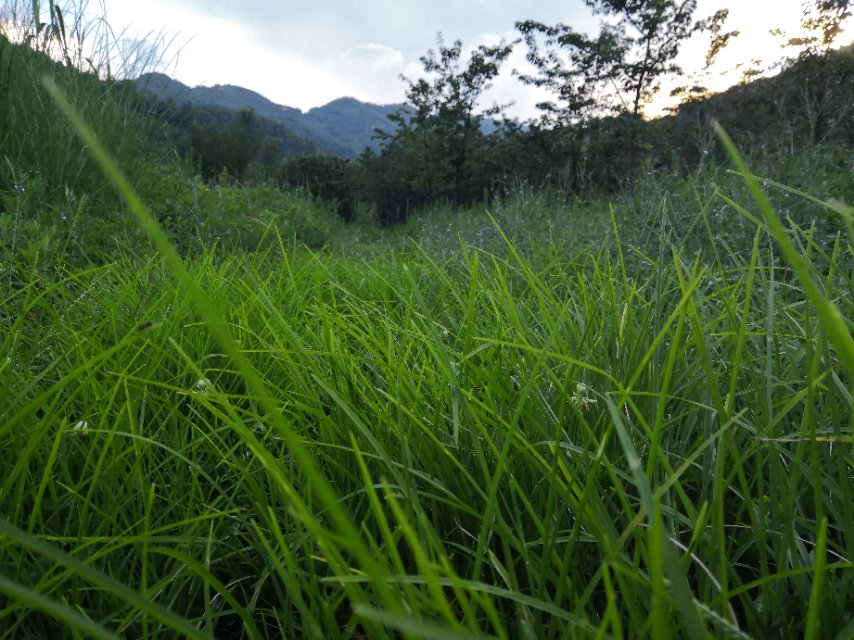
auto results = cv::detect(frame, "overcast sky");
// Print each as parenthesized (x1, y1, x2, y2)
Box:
(98, 0, 851, 120)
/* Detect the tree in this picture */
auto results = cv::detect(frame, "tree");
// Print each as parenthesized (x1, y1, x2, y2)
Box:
(772, 0, 853, 145)
(518, 1, 731, 188)
(586, 0, 728, 187)
(668, 9, 740, 109)
(516, 20, 623, 127)
(788, 0, 852, 52)
(356, 144, 419, 225)
(516, 20, 626, 191)
(384, 34, 513, 211)
(279, 154, 356, 221)
(583, 1, 701, 118)
(188, 107, 262, 181)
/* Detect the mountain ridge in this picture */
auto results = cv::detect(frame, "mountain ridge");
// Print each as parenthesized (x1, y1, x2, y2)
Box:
(136, 72, 404, 158)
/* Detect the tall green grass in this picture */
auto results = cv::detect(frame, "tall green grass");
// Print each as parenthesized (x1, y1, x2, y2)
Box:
(0, 0, 161, 200)
(1, 86, 851, 637)
(1, 7, 852, 634)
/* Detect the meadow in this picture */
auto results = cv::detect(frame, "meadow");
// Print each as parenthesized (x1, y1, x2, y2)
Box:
(2, 119, 853, 638)
(2, 5, 854, 638)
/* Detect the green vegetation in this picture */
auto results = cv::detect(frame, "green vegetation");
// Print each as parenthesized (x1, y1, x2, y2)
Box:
(1, 1, 852, 638)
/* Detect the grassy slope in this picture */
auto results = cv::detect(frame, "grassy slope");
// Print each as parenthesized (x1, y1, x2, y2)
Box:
(1, 6, 853, 637)
(1, 172, 852, 637)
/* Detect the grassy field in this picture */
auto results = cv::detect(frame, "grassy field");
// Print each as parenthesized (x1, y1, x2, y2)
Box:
(2, 4, 853, 636)
(1, 112, 853, 638)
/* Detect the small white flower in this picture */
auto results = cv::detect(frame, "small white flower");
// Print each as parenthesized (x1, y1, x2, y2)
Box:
(71, 420, 90, 435)
(570, 383, 597, 412)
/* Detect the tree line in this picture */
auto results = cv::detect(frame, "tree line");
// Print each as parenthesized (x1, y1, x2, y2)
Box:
(156, 0, 852, 225)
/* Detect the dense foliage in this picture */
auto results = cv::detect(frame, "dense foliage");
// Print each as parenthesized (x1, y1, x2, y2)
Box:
(138, 41, 853, 226)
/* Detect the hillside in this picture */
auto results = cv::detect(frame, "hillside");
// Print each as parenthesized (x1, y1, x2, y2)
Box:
(304, 97, 402, 157)
(136, 72, 403, 158)
(669, 43, 854, 152)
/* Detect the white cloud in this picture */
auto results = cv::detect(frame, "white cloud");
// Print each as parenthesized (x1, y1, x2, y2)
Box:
(333, 44, 408, 105)
(343, 44, 406, 72)
(99, 0, 586, 112)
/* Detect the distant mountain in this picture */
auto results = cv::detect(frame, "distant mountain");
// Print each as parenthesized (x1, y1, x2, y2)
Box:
(136, 72, 402, 158)
(305, 97, 401, 157)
